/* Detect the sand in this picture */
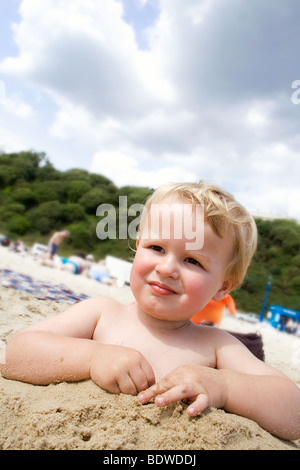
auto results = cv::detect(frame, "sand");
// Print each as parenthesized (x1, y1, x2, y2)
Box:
(0, 246, 299, 450)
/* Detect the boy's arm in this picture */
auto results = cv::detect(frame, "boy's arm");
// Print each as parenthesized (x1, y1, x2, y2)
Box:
(0, 297, 103, 383)
(0, 330, 99, 384)
(139, 332, 300, 440)
(216, 331, 300, 440)
(219, 368, 300, 440)
(0, 297, 155, 394)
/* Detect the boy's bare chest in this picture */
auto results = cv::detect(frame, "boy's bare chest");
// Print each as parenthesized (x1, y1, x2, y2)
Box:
(93, 314, 216, 380)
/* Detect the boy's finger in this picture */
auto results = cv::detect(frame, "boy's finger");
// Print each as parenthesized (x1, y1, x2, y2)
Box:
(154, 385, 190, 407)
(154, 383, 202, 407)
(118, 375, 138, 395)
(140, 359, 156, 388)
(187, 393, 210, 416)
(129, 365, 154, 394)
(138, 380, 169, 403)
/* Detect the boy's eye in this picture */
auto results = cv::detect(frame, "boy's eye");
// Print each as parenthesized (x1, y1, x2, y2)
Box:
(185, 257, 202, 267)
(150, 245, 165, 253)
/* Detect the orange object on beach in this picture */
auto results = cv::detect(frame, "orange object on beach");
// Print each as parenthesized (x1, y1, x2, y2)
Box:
(190, 294, 236, 326)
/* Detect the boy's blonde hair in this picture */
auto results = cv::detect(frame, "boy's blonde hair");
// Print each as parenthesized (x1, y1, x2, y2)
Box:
(141, 181, 257, 291)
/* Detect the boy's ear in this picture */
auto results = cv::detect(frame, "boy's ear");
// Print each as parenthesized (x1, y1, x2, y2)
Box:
(136, 237, 140, 248)
(213, 281, 231, 302)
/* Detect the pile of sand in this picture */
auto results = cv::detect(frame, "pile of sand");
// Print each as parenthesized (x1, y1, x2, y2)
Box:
(0, 247, 299, 450)
(1, 375, 297, 450)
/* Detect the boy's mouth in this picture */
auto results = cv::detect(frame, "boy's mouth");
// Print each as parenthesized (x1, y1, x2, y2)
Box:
(148, 281, 177, 296)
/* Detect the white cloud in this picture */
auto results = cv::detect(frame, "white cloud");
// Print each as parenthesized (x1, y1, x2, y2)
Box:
(0, 0, 173, 119)
(49, 101, 96, 139)
(2, 94, 36, 119)
(246, 109, 268, 128)
(90, 150, 195, 188)
(136, 0, 149, 7)
(184, 0, 213, 25)
(0, 0, 300, 221)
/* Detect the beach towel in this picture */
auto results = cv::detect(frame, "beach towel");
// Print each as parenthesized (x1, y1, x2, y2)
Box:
(0, 269, 89, 304)
(227, 331, 265, 361)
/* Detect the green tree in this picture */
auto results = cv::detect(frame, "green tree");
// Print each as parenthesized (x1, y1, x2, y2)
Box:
(0, 202, 25, 222)
(35, 161, 62, 181)
(62, 203, 86, 223)
(90, 172, 114, 187)
(12, 187, 37, 209)
(32, 180, 65, 203)
(63, 168, 91, 182)
(79, 188, 113, 214)
(117, 186, 153, 206)
(0, 150, 46, 186)
(7, 215, 31, 235)
(65, 180, 92, 203)
(29, 201, 64, 231)
(68, 223, 95, 252)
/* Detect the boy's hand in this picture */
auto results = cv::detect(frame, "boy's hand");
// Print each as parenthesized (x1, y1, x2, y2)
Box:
(138, 365, 228, 416)
(89, 344, 155, 395)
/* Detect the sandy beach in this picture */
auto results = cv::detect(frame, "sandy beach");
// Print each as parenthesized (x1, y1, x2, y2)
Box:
(0, 246, 299, 450)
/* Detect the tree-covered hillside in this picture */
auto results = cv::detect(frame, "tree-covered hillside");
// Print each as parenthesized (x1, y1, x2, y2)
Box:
(233, 217, 300, 313)
(0, 151, 152, 260)
(0, 151, 299, 315)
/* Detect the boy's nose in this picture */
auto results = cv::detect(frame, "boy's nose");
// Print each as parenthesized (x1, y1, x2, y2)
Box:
(155, 255, 179, 279)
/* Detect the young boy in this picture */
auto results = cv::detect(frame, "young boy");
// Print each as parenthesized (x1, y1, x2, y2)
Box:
(1, 181, 300, 440)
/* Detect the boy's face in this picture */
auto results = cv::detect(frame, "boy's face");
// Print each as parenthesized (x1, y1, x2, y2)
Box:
(130, 197, 233, 323)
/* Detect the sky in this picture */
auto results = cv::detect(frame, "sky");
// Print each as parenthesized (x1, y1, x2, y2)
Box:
(0, 0, 300, 220)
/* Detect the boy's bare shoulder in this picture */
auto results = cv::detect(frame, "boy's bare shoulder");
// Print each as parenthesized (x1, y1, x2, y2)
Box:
(205, 325, 244, 345)
(63, 295, 124, 320)
(191, 323, 240, 346)
(80, 295, 123, 310)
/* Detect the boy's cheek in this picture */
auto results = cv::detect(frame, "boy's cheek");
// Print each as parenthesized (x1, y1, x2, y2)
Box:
(130, 258, 147, 296)
(131, 250, 154, 280)
(184, 282, 212, 314)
